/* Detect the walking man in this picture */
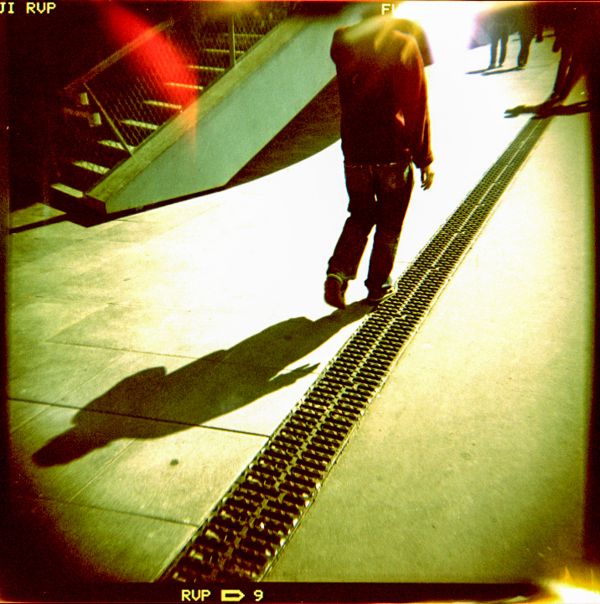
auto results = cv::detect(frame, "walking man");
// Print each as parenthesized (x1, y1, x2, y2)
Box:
(324, 16, 434, 309)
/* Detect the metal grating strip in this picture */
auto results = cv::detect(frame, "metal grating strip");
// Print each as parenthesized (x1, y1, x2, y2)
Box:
(161, 116, 551, 583)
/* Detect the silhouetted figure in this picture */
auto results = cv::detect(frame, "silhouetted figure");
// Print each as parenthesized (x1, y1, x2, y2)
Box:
(534, 1, 550, 43)
(539, 4, 588, 111)
(482, 9, 511, 69)
(324, 16, 434, 309)
(512, 3, 537, 68)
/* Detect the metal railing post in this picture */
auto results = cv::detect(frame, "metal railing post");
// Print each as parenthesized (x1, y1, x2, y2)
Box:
(83, 84, 134, 157)
(228, 15, 236, 67)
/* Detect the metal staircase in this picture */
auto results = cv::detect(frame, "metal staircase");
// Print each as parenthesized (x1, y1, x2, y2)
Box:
(50, 3, 293, 208)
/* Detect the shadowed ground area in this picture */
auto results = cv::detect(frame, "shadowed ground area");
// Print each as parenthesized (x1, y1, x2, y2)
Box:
(228, 79, 341, 186)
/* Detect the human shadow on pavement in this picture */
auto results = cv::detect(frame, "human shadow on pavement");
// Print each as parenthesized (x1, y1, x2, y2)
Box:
(32, 303, 369, 467)
(482, 66, 523, 76)
(465, 67, 521, 76)
(504, 100, 591, 118)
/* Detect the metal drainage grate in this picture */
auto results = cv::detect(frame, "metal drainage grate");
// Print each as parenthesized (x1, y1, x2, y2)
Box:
(161, 116, 551, 583)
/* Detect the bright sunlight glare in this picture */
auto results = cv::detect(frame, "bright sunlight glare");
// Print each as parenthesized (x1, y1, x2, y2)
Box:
(546, 581, 600, 603)
(392, 1, 531, 66)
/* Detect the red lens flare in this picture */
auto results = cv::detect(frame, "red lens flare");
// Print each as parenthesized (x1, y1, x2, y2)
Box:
(99, 3, 199, 109)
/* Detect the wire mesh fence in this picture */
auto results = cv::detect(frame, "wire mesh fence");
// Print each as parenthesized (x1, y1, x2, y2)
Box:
(56, 2, 294, 194)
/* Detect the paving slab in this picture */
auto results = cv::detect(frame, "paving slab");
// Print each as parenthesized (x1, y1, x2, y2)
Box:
(8, 296, 109, 343)
(8, 400, 49, 433)
(10, 404, 136, 502)
(8, 341, 124, 404)
(71, 424, 266, 525)
(8, 495, 196, 583)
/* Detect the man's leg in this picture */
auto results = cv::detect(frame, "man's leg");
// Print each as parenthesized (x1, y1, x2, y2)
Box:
(489, 35, 499, 68)
(325, 164, 376, 308)
(556, 55, 583, 102)
(498, 31, 508, 66)
(549, 47, 573, 101)
(518, 32, 534, 66)
(364, 163, 413, 303)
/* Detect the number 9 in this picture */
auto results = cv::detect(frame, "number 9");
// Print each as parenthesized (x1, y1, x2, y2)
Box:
(254, 589, 264, 602)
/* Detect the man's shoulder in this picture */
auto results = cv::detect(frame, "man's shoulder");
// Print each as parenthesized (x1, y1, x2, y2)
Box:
(389, 18, 433, 66)
(330, 26, 352, 63)
(332, 25, 349, 40)
(386, 31, 422, 67)
(389, 29, 418, 48)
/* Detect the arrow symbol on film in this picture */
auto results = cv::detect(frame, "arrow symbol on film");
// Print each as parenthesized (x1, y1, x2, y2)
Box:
(221, 590, 245, 602)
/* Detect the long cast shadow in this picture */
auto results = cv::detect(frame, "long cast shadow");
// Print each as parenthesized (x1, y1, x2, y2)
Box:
(482, 66, 523, 76)
(32, 304, 369, 467)
(504, 100, 591, 118)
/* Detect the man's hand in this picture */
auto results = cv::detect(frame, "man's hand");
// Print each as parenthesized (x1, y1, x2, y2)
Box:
(420, 165, 434, 190)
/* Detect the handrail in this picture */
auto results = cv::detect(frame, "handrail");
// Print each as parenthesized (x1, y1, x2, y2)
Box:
(64, 18, 175, 97)
(83, 83, 133, 157)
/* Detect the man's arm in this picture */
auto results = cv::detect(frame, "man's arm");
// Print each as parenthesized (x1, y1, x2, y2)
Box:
(420, 165, 434, 190)
(398, 35, 434, 175)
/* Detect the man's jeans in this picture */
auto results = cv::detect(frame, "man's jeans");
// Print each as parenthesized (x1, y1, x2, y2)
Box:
(327, 161, 414, 293)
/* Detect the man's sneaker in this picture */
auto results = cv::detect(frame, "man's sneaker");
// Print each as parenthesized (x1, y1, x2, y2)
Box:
(324, 274, 347, 309)
(366, 285, 394, 305)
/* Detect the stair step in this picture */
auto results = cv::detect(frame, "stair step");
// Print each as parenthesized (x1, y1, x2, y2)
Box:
(225, 32, 263, 38)
(120, 118, 159, 130)
(200, 48, 244, 56)
(187, 64, 226, 73)
(72, 160, 110, 175)
(143, 99, 182, 111)
(215, 32, 263, 42)
(51, 183, 85, 199)
(63, 107, 102, 127)
(98, 139, 136, 153)
(165, 82, 204, 91)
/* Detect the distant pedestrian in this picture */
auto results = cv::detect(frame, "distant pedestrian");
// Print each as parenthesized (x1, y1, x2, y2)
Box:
(512, 3, 537, 68)
(324, 16, 434, 309)
(482, 9, 511, 69)
(540, 4, 587, 109)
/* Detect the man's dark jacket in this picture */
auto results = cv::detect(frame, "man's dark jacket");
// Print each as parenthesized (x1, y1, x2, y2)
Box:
(331, 17, 433, 169)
